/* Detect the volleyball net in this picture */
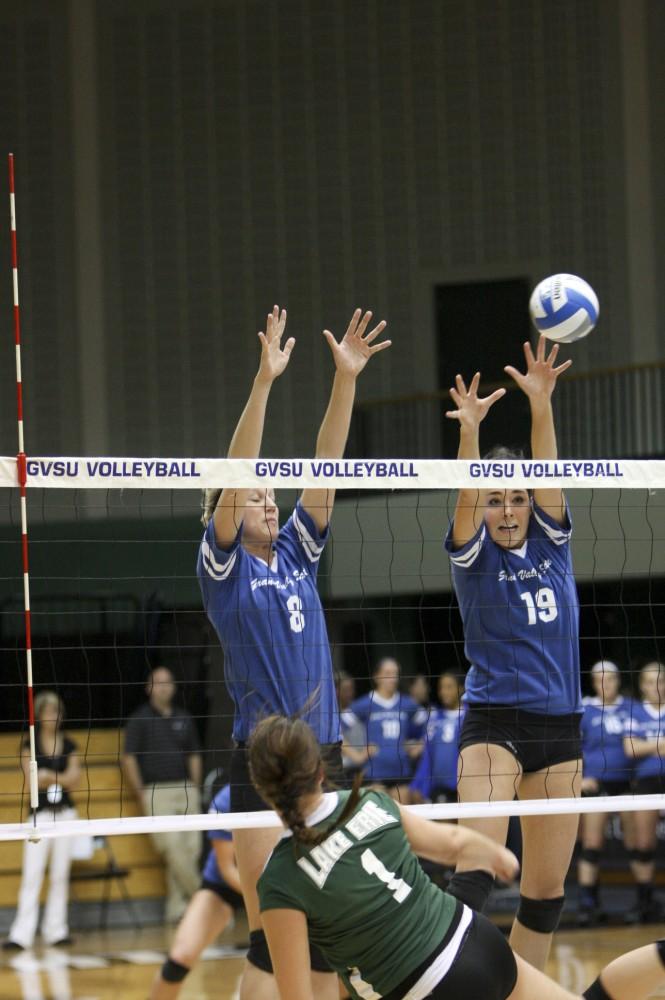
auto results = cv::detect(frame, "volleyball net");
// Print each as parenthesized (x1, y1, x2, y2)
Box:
(0, 457, 664, 842)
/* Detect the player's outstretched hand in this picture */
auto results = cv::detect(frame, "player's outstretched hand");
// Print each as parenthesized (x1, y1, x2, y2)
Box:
(257, 305, 295, 383)
(446, 372, 506, 430)
(323, 308, 390, 378)
(504, 334, 572, 402)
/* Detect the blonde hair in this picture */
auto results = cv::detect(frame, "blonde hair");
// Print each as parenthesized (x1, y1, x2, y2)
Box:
(33, 690, 65, 723)
(201, 489, 222, 527)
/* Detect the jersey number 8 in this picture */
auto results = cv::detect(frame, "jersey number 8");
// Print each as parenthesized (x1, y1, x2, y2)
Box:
(286, 594, 305, 633)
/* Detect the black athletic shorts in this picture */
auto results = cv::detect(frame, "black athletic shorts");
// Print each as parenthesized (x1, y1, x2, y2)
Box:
(432, 787, 458, 804)
(459, 705, 582, 773)
(200, 878, 244, 910)
(633, 775, 665, 796)
(230, 740, 345, 812)
(386, 902, 517, 1000)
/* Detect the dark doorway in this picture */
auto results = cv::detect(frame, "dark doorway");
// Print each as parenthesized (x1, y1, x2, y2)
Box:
(435, 278, 532, 457)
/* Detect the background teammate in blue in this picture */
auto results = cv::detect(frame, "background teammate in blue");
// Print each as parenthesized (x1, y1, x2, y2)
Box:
(622, 661, 665, 923)
(444, 335, 581, 971)
(150, 785, 242, 1000)
(348, 657, 427, 795)
(577, 661, 636, 926)
(250, 715, 665, 1000)
(410, 671, 465, 803)
(198, 304, 390, 1000)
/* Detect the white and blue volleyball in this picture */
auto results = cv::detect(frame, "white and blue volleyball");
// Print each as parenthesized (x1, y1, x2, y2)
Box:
(529, 274, 599, 343)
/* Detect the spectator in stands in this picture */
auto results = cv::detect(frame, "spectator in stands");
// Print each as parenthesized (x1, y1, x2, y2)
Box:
(3, 691, 81, 951)
(622, 661, 665, 924)
(337, 671, 371, 778)
(122, 666, 203, 922)
(348, 657, 427, 799)
(407, 672, 431, 712)
(410, 671, 465, 804)
(577, 660, 636, 926)
(150, 783, 243, 1000)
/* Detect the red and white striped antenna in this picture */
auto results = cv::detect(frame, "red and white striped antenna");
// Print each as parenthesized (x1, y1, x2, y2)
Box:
(8, 153, 39, 819)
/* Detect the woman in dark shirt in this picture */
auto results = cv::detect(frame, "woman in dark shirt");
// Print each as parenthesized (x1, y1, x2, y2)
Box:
(3, 691, 81, 950)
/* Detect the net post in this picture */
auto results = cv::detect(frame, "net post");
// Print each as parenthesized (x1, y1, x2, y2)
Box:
(8, 154, 38, 816)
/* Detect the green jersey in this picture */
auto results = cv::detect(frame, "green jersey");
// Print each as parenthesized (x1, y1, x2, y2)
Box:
(258, 789, 461, 999)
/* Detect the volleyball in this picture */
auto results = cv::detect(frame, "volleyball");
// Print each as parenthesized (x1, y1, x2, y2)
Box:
(529, 273, 599, 343)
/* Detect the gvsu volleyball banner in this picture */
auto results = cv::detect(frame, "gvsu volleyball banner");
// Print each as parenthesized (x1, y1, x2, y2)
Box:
(0, 457, 664, 490)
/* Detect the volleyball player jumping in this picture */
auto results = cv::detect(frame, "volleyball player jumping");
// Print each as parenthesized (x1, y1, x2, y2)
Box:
(249, 715, 665, 1000)
(197, 305, 390, 1000)
(444, 335, 582, 970)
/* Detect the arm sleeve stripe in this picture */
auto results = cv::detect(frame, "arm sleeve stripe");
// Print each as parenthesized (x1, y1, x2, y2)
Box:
(532, 508, 571, 545)
(201, 539, 237, 580)
(448, 526, 486, 568)
(293, 508, 325, 563)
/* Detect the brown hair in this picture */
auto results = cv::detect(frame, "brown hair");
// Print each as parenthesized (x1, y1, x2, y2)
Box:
(248, 715, 362, 848)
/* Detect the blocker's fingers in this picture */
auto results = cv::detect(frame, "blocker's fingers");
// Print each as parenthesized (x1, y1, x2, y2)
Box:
(536, 333, 547, 361)
(546, 342, 560, 365)
(368, 339, 391, 354)
(282, 336, 296, 357)
(553, 358, 572, 375)
(486, 388, 507, 406)
(523, 340, 536, 366)
(257, 331, 267, 348)
(449, 387, 463, 406)
(455, 373, 467, 395)
(355, 310, 373, 339)
(364, 320, 387, 344)
(445, 409, 461, 420)
(469, 371, 481, 394)
(344, 308, 362, 339)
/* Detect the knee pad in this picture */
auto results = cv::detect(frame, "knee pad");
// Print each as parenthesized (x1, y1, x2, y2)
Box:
(583, 975, 614, 1000)
(629, 848, 655, 864)
(247, 929, 273, 973)
(579, 847, 601, 865)
(445, 870, 495, 912)
(516, 894, 565, 934)
(161, 958, 190, 983)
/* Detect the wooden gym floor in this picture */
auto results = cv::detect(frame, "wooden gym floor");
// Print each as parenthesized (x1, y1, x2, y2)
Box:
(0, 916, 664, 1000)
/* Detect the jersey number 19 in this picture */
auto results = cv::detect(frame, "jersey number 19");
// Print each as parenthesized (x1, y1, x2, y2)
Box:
(519, 587, 557, 625)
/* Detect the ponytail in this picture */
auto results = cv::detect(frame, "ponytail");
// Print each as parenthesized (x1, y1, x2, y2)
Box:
(249, 716, 364, 848)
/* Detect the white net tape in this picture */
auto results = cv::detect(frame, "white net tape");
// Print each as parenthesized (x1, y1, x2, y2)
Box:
(1, 456, 664, 490)
(1, 456, 664, 841)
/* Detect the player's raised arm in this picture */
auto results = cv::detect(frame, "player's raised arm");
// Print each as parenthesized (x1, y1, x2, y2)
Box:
(445, 372, 506, 549)
(300, 308, 390, 532)
(210, 306, 294, 548)
(504, 334, 571, 524)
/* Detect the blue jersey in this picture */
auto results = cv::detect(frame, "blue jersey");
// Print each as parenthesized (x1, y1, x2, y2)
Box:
(348, 693, 427, 781)
(202, 785, 233, 886)
(581, 696, 634, 782)
(623, 702, 665, 780)
(445, 503, 581, 716)
(198, 503, 340, 744)
(410, 707, 464, 800)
